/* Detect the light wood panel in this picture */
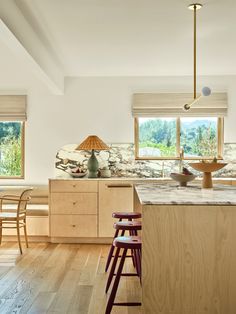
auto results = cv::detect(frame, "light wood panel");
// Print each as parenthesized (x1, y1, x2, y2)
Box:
(3, 217, 49, 236)
(142, 204, 236, 314)
(0, 243, 141, 314)
(50, 192, 97, 214)
(50, 179, 98, 193)
(50, 215, 97, 237)
(98, 181, 134, 237)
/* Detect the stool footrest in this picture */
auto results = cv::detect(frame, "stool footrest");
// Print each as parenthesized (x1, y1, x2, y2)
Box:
(113, 302, 142, 307)
(113, 273, 138, 277)
(112, 255, 133, 258)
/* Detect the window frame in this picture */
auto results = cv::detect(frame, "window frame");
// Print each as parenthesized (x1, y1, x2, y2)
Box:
(0, 122, 25, 179)
(134, 117, 224, 160)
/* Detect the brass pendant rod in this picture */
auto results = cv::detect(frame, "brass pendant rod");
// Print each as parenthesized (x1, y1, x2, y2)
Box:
(194, 4, 197, 99)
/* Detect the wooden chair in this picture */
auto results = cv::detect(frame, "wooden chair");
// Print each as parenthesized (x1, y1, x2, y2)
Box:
(0, 188, 33, 254)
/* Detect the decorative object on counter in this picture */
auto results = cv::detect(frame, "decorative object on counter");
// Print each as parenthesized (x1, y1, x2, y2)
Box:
(189, 161, 227, 188)
(76, 135, 109, 178)
(67, 167, 87, 178)
(100, 166, 111, 178)
(183, 3, 211, 111)
(170, 167, 196, 187)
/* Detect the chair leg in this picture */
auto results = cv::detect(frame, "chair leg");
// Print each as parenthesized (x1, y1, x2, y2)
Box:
(105, 248, 127, 314)
(16, 222, 22, 254)
(106, 247, 120, 293)
(24, 220, 29, 248)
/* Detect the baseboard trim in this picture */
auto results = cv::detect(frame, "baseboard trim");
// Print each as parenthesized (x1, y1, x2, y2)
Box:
(50, 237, 113, 244)
(2, 235, 50, 243)
(2, 236, 113, 244)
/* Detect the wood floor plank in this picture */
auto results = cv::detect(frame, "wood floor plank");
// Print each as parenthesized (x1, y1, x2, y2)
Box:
(27, 292, 56, 314)
(0, 243, 142, 314)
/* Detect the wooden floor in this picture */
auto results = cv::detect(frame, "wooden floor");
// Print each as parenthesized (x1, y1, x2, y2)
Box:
(0, 242, 141, 314)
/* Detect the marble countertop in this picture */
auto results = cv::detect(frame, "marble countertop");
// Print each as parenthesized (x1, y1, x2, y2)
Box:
(51, 176, 236, 182)
(135, 183, 236, 205)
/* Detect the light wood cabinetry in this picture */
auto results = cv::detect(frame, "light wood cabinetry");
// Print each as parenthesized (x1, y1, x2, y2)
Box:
(98, 181, 133, 237)
(49, 179, 134, 241)
(49, 180, 98, 239)
(50, 215, 97, 237)
(50, 193, 97, 215)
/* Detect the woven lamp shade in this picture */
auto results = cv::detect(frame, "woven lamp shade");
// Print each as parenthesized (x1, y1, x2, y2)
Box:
(76, 135, 109, 151)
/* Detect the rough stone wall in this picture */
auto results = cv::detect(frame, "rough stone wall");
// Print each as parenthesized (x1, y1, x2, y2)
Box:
(55, 143, 236, 178)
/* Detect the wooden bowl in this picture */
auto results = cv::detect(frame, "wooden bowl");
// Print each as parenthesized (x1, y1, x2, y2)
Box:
(189, 162, 227, 188)
(170, 173, 196, 187)
(189, 162, 227, 173)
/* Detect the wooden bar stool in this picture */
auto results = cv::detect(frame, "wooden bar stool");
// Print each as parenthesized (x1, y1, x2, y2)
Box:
(105, 211, 141, 272)
(106, 221, 142, 293)
(105, 236, 142, 314)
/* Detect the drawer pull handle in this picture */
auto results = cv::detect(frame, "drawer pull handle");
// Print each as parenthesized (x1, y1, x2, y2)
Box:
(106, 184, 132, 188)
(72, 201, 77, 205)
(71, 224, 76, 227)
(72, 184, 76, 188)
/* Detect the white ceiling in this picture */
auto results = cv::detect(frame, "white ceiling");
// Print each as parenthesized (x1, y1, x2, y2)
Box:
(2, 0, 236, 77)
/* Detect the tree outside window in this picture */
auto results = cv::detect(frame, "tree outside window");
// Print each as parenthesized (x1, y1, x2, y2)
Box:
(0, 122, 24, 177)
(135, 117, 223, 160)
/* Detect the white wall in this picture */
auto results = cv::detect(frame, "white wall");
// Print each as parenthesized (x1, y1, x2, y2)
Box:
(1, 75, 236, 185)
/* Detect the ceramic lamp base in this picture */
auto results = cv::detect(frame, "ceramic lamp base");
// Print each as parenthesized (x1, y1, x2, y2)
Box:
(87, 150, 99, 178)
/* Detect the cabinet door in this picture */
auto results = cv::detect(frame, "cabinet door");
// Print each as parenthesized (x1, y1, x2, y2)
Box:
(98, 181, 133, 237)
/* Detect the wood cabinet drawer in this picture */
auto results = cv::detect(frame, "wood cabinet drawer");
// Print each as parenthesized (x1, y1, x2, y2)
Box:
(50, 193, 97, 214)
(50, 180, 98, 193)
(50, 215, 97, 237)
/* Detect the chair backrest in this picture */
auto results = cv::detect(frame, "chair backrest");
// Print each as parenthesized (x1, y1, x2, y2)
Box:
(17, 188, 33, 217)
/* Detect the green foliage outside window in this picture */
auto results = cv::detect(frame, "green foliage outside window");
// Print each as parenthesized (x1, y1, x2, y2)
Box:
(138, 117, 218, 158)
(0, 122, 23, 177)
(139, 118, 176, 157)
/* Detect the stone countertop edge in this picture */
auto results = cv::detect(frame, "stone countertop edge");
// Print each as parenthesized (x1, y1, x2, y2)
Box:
(134, 183, 236, 206)
(50, 177, 236, 181)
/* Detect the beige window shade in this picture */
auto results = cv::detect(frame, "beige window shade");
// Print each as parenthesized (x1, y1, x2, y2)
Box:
(132, 92, 227, 117)
(0, 95, 27, 121)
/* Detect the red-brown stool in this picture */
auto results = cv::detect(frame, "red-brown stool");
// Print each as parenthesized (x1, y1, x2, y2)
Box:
(105, 211, 141, 272)
(105, 236, 142, 314)
(105, 221, 142, 293)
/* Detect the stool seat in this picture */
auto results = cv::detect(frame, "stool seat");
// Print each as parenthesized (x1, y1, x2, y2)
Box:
(113, 236, 142, 249)
(113, 221, 142, 231)
(112, 211, 141, 219)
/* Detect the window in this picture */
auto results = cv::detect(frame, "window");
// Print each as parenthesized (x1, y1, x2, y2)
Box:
(0, 122, 24, 178)
(135, 117, 223, 160)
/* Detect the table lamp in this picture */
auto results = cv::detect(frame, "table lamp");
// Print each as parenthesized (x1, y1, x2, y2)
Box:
(76, 135, 109, 178)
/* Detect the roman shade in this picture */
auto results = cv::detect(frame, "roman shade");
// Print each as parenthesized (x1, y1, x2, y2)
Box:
(132, 92, 228, 117)
(0, 95, 27, 121)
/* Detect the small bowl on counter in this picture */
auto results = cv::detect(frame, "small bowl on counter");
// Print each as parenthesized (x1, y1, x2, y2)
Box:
(66, 167, 87, 178)
(170, 173, 196, 187)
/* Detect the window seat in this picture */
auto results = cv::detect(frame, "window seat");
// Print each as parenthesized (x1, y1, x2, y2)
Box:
(2, 204, 48, 216)
(0, 185, 49, 239)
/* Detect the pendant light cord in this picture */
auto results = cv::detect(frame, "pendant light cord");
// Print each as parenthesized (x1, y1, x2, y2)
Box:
(194, 4, 197, 99)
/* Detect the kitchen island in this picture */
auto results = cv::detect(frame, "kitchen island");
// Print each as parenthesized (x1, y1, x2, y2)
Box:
(134, 183, 236, 314)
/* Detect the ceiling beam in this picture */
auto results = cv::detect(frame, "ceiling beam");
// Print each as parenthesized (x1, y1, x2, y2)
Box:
(0, 1, 64, 95)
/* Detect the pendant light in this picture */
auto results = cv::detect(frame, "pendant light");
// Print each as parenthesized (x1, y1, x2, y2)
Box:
(183, 3, 211, 111)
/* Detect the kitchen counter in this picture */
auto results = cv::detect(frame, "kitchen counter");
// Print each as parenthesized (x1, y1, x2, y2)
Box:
(135, 183, 236, 314)
(135, 183, 236, 205)
(52, 176, 236, 182)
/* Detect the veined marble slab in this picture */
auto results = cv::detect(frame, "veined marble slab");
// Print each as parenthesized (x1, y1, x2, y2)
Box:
(135, 183, 236, 205)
